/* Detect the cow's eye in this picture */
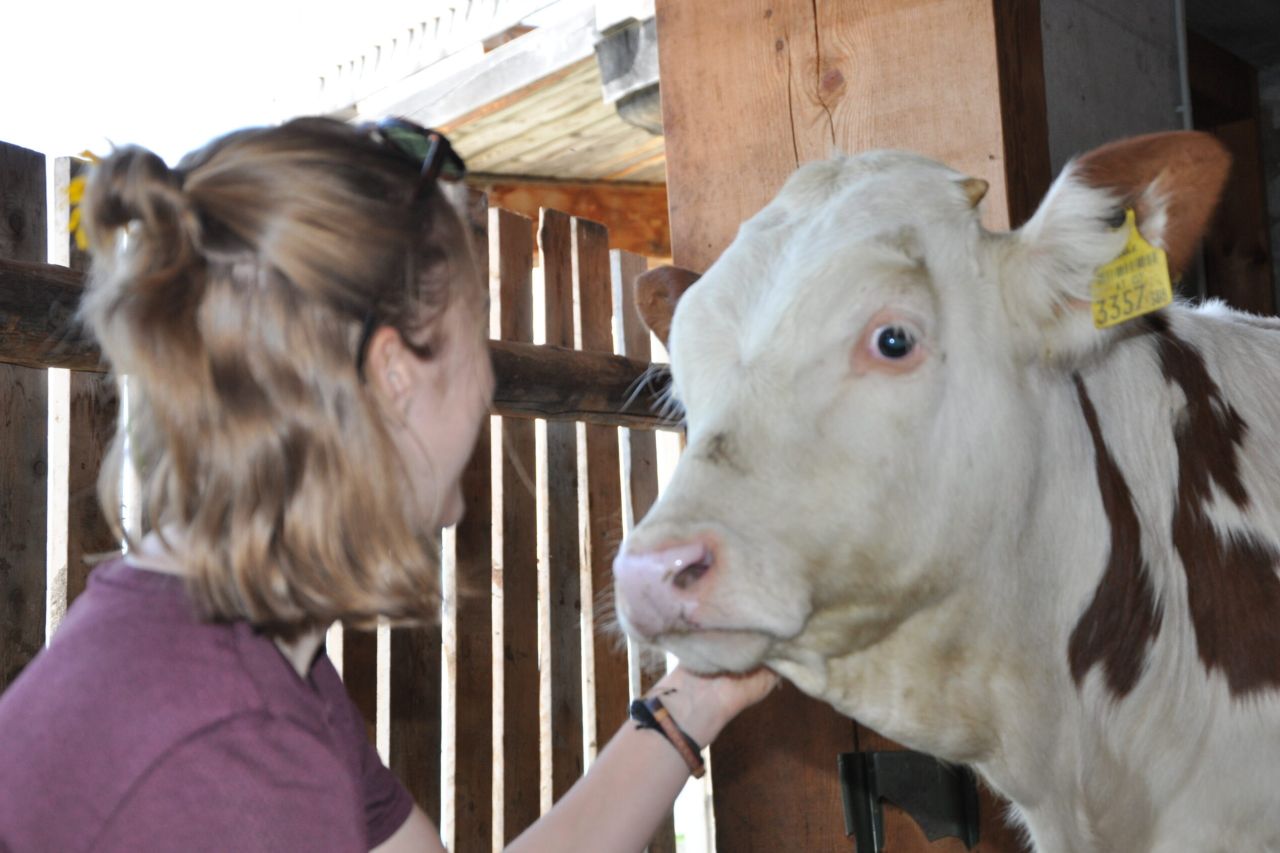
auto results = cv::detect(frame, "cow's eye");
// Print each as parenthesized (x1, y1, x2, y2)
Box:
(874, 325, 915, 359)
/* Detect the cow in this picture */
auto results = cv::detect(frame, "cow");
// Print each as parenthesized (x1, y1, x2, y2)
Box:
(611, 131, 1280, 852)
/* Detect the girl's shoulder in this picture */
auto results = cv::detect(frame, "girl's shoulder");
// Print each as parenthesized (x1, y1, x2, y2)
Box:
(0, 558, 352, 850)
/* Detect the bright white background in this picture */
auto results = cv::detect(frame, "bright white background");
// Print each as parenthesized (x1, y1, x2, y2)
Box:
(0, 0, 438, 163)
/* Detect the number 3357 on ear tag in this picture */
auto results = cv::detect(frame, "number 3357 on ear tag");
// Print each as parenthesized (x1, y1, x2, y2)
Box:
(1090, 209, 1173, 329)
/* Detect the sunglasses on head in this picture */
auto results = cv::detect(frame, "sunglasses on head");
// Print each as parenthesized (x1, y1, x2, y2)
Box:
(353, 118, 467, 380)
(364, 117, 467, 186)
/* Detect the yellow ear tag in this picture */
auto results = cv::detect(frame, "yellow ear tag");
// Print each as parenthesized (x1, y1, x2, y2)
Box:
(1089, 208, 1173, 329)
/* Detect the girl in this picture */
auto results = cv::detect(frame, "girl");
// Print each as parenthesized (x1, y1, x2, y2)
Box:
(0, 117, 775, 851)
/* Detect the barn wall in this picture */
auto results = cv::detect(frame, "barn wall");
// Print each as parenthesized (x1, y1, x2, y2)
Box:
(1039, 0, 1184, 172)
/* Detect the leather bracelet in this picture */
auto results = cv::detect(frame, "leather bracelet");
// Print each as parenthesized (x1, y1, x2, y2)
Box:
(629, 695, 706, 778)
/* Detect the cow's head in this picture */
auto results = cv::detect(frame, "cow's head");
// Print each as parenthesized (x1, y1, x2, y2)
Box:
(613, 132, 1230, 680)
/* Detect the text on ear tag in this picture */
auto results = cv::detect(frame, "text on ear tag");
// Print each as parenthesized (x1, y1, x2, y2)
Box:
(1090, 209, 1173, 329)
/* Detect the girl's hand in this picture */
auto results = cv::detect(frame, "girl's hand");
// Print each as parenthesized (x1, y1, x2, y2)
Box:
(645, 665, 780, 746)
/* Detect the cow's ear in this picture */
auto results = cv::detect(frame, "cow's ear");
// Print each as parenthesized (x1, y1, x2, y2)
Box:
(635, 265, 702, 346)
(1007, 131, 1230, 356)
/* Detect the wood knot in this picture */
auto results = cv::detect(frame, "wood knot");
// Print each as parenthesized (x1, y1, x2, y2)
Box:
(821, 68, 845, 93)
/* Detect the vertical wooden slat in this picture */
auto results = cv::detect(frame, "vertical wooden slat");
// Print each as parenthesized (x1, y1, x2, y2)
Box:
(343, 629, 379, 743)
(1, 141, 49, 692)
(575, 219, 629, 760)
(492, 207, 541, 844)
(54, 158, 119, 607)
(390, 622, 442, 827)
(613, 250, 677, 853)
(452, 421, 494, 853)
(454, 186, 495, 853)
(537, 209, 584, 806)
(65, 372, 117, 602)
(614, 251, 660, 543)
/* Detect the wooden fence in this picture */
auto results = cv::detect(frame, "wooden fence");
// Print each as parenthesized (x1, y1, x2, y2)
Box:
(0, 139, 683, 851)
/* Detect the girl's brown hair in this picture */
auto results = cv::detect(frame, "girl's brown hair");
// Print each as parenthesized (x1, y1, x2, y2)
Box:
(81, 117, 479, 636)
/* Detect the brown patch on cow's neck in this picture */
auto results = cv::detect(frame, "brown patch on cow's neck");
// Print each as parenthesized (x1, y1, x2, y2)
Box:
(1150, 321, 1280, 696)
(1068, 375, 1164, 697)
(698, 431, 745, 473)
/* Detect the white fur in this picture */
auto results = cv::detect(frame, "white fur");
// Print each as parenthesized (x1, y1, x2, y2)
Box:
(619, 151, 1280, 851)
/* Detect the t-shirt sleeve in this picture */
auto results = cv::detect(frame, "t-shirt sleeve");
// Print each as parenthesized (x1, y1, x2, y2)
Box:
(94, 713, 370, 852)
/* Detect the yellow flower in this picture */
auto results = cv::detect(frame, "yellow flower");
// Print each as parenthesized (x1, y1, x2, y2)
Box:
(67, 150, 101, 252)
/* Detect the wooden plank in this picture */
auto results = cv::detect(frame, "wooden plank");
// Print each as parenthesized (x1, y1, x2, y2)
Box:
(0, 259, 100, 371)
(390, 623, 443, 828)
(377, 6, 598, 129)
(575, 218, 630, 763)
(475, 177, 670, 258)
(342, 628, 379, 743)
(54, 158, 119, 605)
(464, 97, 614, 172)
(66, 372, 117, 602)
(538, 209, 584, 805)
(0, 141, 48, 692)
(657, 0, 1018, 274)
(453, 187, 495, 853)
(653, 2, 1047, 849)
(447, 63, 601, 156)
(0, 258, 681, 430)
(453, 422, 495, 853)
(614, 252, 661, 533)
(491, 207, 542, 844)
(0, 363, 47, 691)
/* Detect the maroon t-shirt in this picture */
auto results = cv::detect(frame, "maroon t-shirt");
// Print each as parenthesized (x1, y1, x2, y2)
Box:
(0, 558, 414, 852)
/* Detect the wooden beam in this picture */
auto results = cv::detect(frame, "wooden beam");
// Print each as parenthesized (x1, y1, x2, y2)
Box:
(474, 175, 670, 258)
(0, 259, 97, 371)
(0, 258, 677, 431)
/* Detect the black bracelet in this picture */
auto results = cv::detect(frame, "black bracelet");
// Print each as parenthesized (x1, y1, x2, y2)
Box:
(629, 695, 706, 778)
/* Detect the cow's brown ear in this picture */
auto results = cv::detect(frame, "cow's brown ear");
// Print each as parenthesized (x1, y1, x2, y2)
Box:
(1073, 131, 1230, 280)
(634, 265, 702, 346)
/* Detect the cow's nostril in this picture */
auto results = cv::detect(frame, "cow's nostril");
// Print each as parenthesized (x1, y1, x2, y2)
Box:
(672, 554, 712, 590)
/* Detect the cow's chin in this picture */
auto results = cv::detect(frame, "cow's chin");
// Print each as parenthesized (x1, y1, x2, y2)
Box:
(656, 630, 773, 675)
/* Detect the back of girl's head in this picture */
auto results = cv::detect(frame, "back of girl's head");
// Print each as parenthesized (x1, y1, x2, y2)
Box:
(81, 116, 479, 636)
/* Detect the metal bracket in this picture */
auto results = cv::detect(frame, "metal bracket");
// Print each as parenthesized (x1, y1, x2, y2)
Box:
(838, 750, 980, 851)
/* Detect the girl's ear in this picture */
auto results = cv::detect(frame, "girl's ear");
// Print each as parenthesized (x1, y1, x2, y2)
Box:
(367, 325, 413, 408)
(1004, 131, 1231, 360)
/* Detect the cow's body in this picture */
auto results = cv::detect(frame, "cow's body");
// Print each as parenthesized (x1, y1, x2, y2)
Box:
(614, 134, 1280, 852)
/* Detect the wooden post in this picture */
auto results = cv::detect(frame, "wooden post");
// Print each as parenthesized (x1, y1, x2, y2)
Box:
(537, 209, 585, 807)
(1, 142, 49, 692)
(654, 1, 1050, 848)
(575, 218, 630, 761)
(492, 208, 542, 844)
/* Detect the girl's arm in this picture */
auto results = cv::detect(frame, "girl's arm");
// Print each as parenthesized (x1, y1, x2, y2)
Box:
(374, 666, 777, 853)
